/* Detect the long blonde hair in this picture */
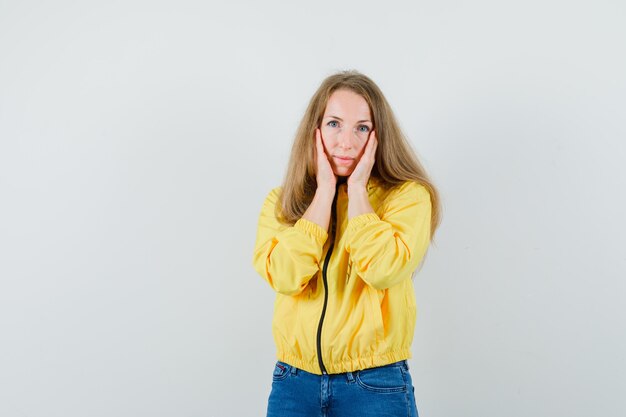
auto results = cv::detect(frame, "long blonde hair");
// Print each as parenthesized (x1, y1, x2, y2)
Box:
(277, 70, 442, 243)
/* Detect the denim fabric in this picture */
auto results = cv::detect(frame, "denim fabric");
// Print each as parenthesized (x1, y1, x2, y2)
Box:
(266, 359, 419, 417)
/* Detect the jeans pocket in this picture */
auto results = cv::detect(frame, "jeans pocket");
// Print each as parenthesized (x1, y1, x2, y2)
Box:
(355, 365, 407, 393)
(272, 361, 291, 381)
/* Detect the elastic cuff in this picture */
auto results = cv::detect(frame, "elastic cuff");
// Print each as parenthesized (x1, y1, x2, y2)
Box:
(294, 218, 328, 241)
(346, 212, 380, 233)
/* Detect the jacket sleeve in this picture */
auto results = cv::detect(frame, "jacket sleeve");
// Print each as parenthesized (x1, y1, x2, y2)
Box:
(344, 181, 432, 290)
(252, 187, 329, 296)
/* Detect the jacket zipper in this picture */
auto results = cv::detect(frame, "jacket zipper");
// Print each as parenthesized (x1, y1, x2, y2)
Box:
(316, 192, 338, 375)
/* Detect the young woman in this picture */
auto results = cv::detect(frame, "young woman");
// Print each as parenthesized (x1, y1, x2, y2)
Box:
(252, 70, 441, 417)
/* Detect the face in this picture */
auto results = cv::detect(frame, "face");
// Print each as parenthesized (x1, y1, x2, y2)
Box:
(320, 89, 373, 177)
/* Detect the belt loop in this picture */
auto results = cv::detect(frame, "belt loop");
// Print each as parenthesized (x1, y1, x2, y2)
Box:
(290, 365, 297, 375)
(346, 371, 354, 382)
(403, 360, 410, 371)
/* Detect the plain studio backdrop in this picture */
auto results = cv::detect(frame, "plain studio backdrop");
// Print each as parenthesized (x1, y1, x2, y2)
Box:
(1, 1, 624, 416)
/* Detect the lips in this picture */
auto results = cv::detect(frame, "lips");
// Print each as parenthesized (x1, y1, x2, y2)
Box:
(333, 155, 354, 166)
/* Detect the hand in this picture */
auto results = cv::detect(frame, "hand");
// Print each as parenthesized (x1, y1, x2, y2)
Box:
(347, 130, 378, 190)
(314, 128, 337, 191)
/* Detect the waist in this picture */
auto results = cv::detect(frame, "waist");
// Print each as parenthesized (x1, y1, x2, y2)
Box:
(279, 359, 410, 377)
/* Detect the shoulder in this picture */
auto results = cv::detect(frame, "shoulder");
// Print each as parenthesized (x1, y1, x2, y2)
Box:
(261, 186, 283, 208)
(262, 185, 282, 199)
(386, 180, 430, 202)
(378, 181, 431, 214)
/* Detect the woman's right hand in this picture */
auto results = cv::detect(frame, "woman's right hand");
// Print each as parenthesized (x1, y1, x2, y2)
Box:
(314, 128, 337, 191)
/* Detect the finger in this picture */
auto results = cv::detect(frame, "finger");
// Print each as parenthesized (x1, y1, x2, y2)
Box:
(316, 128, 328, 165)
(366, 131, 374, 148)
(319, 129, 328, 152)
(368, 131, 377, 153)
(319, 129, 331, 159)
(367, 132, 378, 160)
(316, 129, 324, 151)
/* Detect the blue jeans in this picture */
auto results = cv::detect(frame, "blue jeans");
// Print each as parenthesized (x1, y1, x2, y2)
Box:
(266, 359, 419, 417)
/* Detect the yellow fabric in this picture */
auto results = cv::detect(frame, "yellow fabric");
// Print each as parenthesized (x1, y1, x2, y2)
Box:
(252, 177, 432, 375)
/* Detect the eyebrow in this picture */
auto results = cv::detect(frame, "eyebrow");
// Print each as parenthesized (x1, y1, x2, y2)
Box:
(326, 115, 372, 124)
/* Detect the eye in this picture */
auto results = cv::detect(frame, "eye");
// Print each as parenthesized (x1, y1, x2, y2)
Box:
(358, 125, 370, 132)
(327, 120, 339, 128)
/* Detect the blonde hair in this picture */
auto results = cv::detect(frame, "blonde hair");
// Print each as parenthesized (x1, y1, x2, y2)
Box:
(277, 69, 442, 243)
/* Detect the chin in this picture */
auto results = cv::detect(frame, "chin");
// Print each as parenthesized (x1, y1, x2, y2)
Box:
(335, 171, 352, 178)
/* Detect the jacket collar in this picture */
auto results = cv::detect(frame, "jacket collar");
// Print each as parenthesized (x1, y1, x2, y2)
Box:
(336, 176, 381, 192)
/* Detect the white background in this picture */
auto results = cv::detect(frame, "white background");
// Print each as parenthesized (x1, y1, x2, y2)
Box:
(1, 1, 624, 416)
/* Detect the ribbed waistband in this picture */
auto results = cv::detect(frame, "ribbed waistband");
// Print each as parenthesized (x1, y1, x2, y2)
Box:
(373, 359, 409, 371)
(280, 359, 409, 377)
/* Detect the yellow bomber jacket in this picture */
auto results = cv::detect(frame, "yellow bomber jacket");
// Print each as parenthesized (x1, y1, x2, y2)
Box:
(252, 176, 432, 375)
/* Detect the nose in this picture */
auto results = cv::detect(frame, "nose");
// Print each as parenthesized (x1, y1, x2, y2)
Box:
(337, 126, 354, 149)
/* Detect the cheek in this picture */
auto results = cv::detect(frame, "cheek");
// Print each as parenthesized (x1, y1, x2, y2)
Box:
(320, 127, 338, 145)
(356, 142, 368, 156)
(321, 137, 335, 151)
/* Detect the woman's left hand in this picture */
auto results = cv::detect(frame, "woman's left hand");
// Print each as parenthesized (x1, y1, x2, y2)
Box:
(347, 130, 378, 190)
